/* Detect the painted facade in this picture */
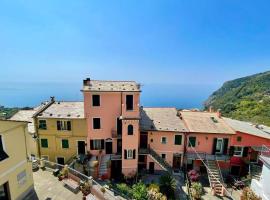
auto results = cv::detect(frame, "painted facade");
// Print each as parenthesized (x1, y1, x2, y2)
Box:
(0, 120, 34, 200)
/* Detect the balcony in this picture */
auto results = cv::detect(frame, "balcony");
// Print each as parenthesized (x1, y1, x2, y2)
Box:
(186, 152, 230, 161)
(111, 129, 121, 139)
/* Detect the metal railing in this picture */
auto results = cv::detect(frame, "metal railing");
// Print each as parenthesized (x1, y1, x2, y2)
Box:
(186, 152, 230, 161)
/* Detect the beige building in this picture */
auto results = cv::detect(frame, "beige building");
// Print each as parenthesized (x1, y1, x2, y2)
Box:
(0, 120, 34, 200)
(35, 101, 87, 164)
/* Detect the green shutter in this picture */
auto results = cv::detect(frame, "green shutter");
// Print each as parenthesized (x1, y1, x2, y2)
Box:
(175, 135, 182, 145)
(41, 139, 48, 148)
(62, 139, 69, 148)
(188, 137, 196, 147)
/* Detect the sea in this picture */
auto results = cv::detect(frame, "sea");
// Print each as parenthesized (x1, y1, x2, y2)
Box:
(0, 81, 219, 109)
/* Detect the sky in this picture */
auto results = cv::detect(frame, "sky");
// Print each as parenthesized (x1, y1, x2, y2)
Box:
(0, 0, 270, 107)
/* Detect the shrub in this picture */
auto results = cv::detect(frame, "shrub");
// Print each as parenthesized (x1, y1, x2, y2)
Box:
(116, 183, 132, 197)
(188, 170, 200, 182)
(191, 182, 203, 200)
(148, 183, 160, 192)
(132, 182, 148, 200)
(241, 187, 261, 200)
(159, 173, 176, 199)
(147, 187, 167, 200)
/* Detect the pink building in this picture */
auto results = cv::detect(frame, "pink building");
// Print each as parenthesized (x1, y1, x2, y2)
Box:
(82, 78, 141, 177)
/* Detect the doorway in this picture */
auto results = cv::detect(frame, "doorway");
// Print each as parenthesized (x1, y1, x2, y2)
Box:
(106, 141, 113, 154)
(173, 154, 182, 169)
(149, 162, 155, 174)
(0, 182, 10, 200)
(140, 132, 148, 149)
(57, 157, 65, 165)
(77, 141, 86, 155)
(117, 139, 122, 154)
(117, 118, 122, 136)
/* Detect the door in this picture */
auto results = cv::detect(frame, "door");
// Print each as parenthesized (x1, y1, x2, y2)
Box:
(173, 154, 181, 169)
(149, 162, 155, 174)
(0, 182, 10, 200)
(140, 132, 148, 149)
(117, 139, 122, 154)
(57, 157, 65, 165)
(77, 141, 86, 155)
(117, 118, 122, 136)
(106, 141, 113, 154)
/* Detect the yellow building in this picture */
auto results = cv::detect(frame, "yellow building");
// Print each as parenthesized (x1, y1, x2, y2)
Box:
(34, 101, 87, 164)
(0, 120, 34, 200)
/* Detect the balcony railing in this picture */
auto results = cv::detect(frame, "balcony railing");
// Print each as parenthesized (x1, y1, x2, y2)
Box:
(260, 145, 270, 165)
(186, 152, 230, 161)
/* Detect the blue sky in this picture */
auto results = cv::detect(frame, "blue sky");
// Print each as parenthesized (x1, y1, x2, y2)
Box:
(0, 0, 270, 107)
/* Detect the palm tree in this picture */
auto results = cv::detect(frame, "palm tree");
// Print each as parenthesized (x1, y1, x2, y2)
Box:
(159, 173, 176, 199)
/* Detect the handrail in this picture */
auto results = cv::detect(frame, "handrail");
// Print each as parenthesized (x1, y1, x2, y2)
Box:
(216, 160, 224, 184)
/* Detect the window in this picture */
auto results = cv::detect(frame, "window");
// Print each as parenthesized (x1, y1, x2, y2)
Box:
(216, 138, 224, 154)
(127, 125, 133, 135)
(38, 120, 47, 130)
(188, 137, 196, 147)
(161, 137, 167, 144)
(174, 135, 182, 145)
(124, 149, 136, 159)
(234, 146, 244, 157)
(161, 153, 166, 159)
(93, 118, 101, 129)
(90, 139, 104, 150)
(41, 139, 48, 148)
(92, 95, 100, 106)
(57, 120, 71, 131)
(62, 139, 69, 149)
(237, 136, 242, 142)
(0, 135, 9, 162)
(126, 95, 133, 110)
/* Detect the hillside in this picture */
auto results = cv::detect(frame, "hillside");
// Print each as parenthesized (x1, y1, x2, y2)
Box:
(204, 71, 270, 126)
(0, 106, 32, 119)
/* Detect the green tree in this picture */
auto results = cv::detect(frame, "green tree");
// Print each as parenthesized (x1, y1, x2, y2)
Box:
(159, 173, 176, 199)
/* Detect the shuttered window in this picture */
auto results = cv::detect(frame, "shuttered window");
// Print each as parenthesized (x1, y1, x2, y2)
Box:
(41, 139, 48, 148)
(174, 135, 182, 145)
(90, 139, 104, 150)
(92, 95, 100, 106)
(38, 120, 47, 130)
(188, 137, 196, 147)
(57, 120, 71, 131)
(62, 139, 69, 149)
(93, 118, 101, 129)
(124, 149, 136, 159)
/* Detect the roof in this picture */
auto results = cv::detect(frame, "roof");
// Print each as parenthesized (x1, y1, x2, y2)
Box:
(10, 110, 36, 133)
(140, 107, 188, 132)
(223, 117, 270, 139)
(180, 111, 235, 134)
(82, 80, 141, 92)
(37, 101, 84, 119)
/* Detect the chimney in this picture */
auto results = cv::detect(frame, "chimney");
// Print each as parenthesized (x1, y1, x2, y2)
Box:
(217, 109, 221, 118)
(83, 78, 91, 86)
(209, 106, 214, 113)
(50, 96, 55, 102)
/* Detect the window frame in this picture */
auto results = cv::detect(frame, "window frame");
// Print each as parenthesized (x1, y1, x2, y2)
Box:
(234, 146, 244, 157)
(188, 136, 196, 147)
(215, 138, 224, 154)
(126, 95, 134, 111)
(38, 120, 47, 130)
(174, 134, 182, 145)
(161, 136, 167, 144)
(127, 124, 134, 135)
(57, 120, 71, 131)
(127, 149, 133, 159)
(61, 139, 69, 149)
(40, 138, 48, 148)
(93, 118, 101, 129)
(161, 153, 166, 159)
(92, 95, 100, 107)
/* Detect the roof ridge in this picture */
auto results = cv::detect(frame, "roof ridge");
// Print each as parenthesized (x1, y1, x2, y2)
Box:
(91, 80, 137, 83)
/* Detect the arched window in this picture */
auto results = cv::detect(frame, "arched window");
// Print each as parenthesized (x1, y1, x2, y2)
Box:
(127, 125, 133, 135)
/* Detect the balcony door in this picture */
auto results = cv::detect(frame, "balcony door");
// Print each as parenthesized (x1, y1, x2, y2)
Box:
(213, 138, 228, 155)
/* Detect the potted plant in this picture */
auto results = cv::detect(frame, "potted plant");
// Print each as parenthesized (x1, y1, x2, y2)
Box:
(81, 181, 91, 199)
(100, 187, 106, 197)
(191, 182, 203, 200)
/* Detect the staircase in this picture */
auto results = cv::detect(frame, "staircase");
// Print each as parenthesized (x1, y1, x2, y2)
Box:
(98, 155, 110, 178)
(250, 164, 262, 180)
(206, 160, 224, 196)
(148, 147, 173, 174)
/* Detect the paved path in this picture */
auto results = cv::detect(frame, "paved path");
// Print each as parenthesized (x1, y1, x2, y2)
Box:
(32, 169, 83, 200)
